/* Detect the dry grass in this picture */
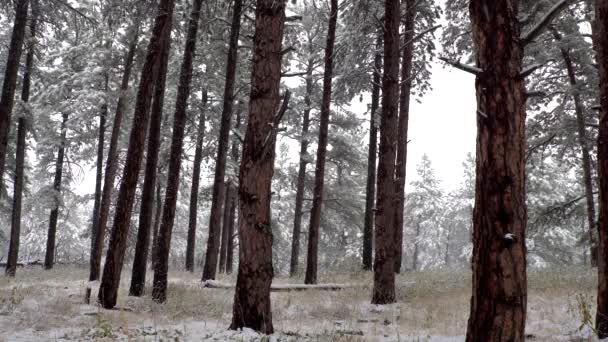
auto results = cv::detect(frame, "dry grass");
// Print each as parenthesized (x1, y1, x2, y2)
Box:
(0, 265, 600, 341)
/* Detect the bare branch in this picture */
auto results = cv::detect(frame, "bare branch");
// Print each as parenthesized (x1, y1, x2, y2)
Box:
(519, 63, 543, 78)
(438, 57, 483, 76)
(521, 0, 577, 46)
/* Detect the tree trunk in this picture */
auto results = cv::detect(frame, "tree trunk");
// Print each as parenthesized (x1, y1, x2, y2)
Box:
(202, 0, 243, 282)
(129, 30, 171, 297)
(226, 111, 242, 274)
(185, 90, 207, 272)
(229, 0, 287, 333)
(89, 23, 140, 282)
(90, 73, 108, 258)
(465, 1, 527, 341)
(595, 0, 608, 337)
(394, 0, 416, 274)
(412, 221, 420, 271)
(6, 5, 36, 277)
(152, 0, 203, 303)
(219, 182, 234, 273)
(552, 28, 598, 267)
(151, 180, 163, 268)
(0, 0, 29, 191)
(44, 112, 69, 270)
(371, 0, 400, 304)
(362, 34, 382, 272)
(97, 0, 175, 309)
(290, 57, 314, 277)
(304, 0, 338, 285)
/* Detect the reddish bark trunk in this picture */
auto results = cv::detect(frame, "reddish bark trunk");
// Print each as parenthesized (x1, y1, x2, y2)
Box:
(362, 34, 382, 272)
(229, 0, 287, 333)
(372, 0, 400, 304)
(202, 0, 243, 281)
(304, 0, 338, 285)
(152, 0, 204, 303)
(185, 90, 207, 272)
(394, 0, 416, 274)
(465, 1, 527, 340)
(97, 0, 175, 309)
(219, 183, 234, 273)
(129, 29, 171, 296)
(6, 4, 36, 276)
(0, 0, 29, 190)
(595, 0, 608, 337)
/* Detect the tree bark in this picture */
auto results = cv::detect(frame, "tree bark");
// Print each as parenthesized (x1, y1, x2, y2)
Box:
(0, 0, 29, 191)
(185, 90, 207, 272)
(229, 0, 287, 334)
(394, 0, 416, 274)
(152, 0, 204, 303)
(465, 1, 527, 341)
(362, 33, 382, 272)
(89, 23, 140, 282)
(595, 0, 608, 337)
(412, 220, 420, 271)
(129, 29, 171, 297)
(44, 112, 68, 269)
(372, 0, 400, 304)
(97, 0, 175, 309)
(290, 57, 314, 277)
(551, 28, 597, 267)
(90, 74, 107, 261)
(226, 111, 242, 274)
(219, 182, 234, 273)
(202, 0, 243, 282)
(304, 0, 338, 285)
(151, 180, 163, 268)
(6, 4, 36, 277)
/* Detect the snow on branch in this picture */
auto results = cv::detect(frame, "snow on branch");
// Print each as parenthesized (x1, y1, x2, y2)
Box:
(520, 0, 578, 46)
(438, 57, 483, 76)
(402, 25, 442, 48)
(519, 63, 543, 78)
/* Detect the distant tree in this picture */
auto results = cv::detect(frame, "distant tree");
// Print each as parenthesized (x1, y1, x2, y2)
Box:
(229, 0, 288, 333)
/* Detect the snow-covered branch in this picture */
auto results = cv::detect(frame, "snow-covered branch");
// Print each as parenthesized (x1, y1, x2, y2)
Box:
(438, 57, 483, 76)
(520, 0, 577, 46)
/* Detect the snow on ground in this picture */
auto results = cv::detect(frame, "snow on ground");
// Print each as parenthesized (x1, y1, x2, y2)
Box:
(0, 266, 601, 341)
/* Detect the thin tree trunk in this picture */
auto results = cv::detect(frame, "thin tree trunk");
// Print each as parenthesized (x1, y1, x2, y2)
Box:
(226, 111, 242, 275)
(229, 0, 287, 333)
(304, 0, 338, 285)
(89, 23, 140, 283)
(6, 4, 36, 276)
(202, 0, 243, 281)
(185, 90, 207, 272)
(465, 1, 527, 340)
(412, 220, 420, 271)
(0, 0, 29, 191)
(151, 180, 163, 268)
(44, 112, 68, 269)
(219, 183, 234, 273)
(595, 0, 608, 337)
(394, 0, 416, 274)
(372, 0, 400, 304)
(552, 28, 598, 267)
(362, 33, 382, 271)
(129, 30, 171, 297)
(152, 0, 204, 303)
(97, 0, 175, 309)
(290, 58, 314, 277)
(90, 74, 108, 258)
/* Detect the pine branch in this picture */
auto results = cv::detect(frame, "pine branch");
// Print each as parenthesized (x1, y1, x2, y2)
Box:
(521, 0, 578, 46)
(519, 63, 544, 78)
(438, 57, 483, 76)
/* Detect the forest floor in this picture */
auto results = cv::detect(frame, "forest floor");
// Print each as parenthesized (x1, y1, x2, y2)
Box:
(0, 265, 600, 341)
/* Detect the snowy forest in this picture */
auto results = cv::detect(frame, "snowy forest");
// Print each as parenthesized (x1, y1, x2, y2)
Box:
(1, 0, 608, 340)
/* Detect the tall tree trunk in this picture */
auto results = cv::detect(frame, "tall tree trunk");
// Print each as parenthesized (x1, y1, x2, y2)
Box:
(129, 31, 171, 297)
(151, 180, 163, 268)
(89, 23, 140, 282)
(0, 0, 29, 191)
(552, 28, 598, 267)
(185, 90, 207, 272)
(362, 33, 382, 271)
(304, 0, 338, 285)
(595, 0, 608, 337)
(394, 0, 416, 274)
(97, 0, 175, 309)
(226, 111, 242, 274)
(219, 182, 234, 273)
(90, 74, 108, 258)
(290, 58, 314, 277)
(371, 0, 400, 304)
(412, 220, 420, 271)
(202, 0, 243, 281)
(152, 0, 204, 303)
(44, 112, 68, 269)
(465, 1, 527, 341)
(229, 0, 287, 333)
(6, 4, 36, 277)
